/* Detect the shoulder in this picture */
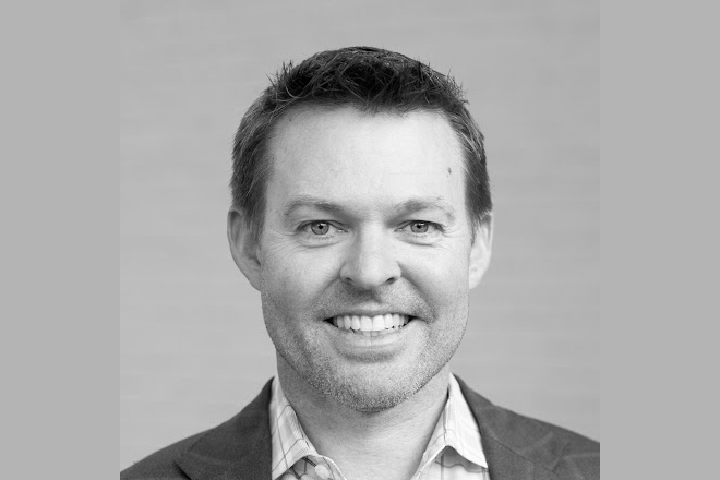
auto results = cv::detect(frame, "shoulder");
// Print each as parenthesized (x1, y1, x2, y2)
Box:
(455, 376, 599, 480)
(515, 416, 599, 479)
(546, 423, 600, 480)
(120, 431, 206, 480)
(121, 379, 274, 480)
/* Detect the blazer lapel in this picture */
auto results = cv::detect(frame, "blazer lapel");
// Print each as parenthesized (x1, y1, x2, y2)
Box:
(456, 377, 568, 480)
(174, 376, 570, 480)
(175, 379, 274, 480)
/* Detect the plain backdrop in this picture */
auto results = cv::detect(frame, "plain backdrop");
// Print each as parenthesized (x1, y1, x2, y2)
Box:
(120, 0, 599, 470)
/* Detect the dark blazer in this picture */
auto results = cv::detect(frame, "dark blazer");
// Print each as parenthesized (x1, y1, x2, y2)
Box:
(121, 377, 599, 480)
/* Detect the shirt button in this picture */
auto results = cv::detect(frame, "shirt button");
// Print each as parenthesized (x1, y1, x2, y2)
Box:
(314, 464, 330, 479)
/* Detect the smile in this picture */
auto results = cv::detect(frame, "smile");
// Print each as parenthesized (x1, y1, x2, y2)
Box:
(326, 314, 414, 337)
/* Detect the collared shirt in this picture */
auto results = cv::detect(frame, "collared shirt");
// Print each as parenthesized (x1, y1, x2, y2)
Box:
(269, 373, 490, 480)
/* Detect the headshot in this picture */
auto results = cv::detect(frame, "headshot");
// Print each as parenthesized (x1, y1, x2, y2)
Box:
(121, 3, 599, 480)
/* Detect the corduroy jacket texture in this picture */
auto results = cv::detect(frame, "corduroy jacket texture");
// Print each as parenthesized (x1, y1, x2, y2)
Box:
(121, 377, 599, 480)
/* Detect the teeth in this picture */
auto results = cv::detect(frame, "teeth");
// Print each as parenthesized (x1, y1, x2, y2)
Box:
(332, 314, 411, 333)
(360, 316, 373, 332)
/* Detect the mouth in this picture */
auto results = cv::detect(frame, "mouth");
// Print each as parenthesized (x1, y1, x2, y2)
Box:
(324, 314, 416, 337)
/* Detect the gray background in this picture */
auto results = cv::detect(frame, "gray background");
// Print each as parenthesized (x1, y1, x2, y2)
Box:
(121, 0, 599, 470)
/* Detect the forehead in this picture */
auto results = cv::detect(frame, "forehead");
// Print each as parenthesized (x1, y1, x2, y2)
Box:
(265, 106, 466, 213)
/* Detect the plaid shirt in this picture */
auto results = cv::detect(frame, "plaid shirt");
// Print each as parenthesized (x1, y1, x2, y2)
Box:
(269, 373, 490, 480)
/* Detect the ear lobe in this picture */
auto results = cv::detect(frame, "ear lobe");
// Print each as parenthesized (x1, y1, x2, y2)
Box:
(227, 208, 262, 291)
(468, 213, 493, 290)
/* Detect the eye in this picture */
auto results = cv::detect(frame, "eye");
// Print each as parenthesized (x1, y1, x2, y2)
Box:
(398, 221, 443, 240)
(309, 221, 330, 235)
(409, 221, 431, 233)
(299, 221, 344, 238)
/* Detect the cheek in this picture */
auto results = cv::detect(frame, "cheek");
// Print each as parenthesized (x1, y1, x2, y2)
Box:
(402, 246, 469, 283)
(261, 248, 341, 302)
(400, 247, 470, 312)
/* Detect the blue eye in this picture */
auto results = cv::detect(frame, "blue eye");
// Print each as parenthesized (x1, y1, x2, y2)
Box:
(402, 221, 441, 234)
(300, 221, 344, 239)
(398, 221, 443, 243)
(309, 222, 330, 235)
(409, 221, 430, 233)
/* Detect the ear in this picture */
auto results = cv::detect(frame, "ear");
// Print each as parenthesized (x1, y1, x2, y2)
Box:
(227, 207, 262, 291)
(468, 213, 493, 290)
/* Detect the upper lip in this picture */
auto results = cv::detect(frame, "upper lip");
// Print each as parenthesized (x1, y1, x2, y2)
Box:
(325, 310, 415, 319)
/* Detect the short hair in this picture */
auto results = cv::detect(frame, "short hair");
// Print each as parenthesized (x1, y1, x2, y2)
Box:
(231, 46, 491, 241)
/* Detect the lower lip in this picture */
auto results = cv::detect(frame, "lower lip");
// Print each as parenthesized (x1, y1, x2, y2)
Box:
(323, 319, 416, 352)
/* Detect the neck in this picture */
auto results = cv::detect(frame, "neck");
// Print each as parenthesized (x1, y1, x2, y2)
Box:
(277, 356, 450, 480)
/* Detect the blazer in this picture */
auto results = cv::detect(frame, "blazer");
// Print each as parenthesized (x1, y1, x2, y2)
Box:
(121, 377, 599, 480)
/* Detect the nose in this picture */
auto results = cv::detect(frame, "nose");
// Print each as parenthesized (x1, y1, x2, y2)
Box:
(340, 230, 400, 290)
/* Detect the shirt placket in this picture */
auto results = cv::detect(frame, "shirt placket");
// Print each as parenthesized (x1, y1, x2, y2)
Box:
(286, 455, 343, 480)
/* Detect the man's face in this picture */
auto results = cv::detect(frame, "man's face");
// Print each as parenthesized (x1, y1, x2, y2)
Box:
(247, 106, 490, 410)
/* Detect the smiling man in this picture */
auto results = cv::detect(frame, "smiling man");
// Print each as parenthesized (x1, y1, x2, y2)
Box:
(122, 47, 599, 480)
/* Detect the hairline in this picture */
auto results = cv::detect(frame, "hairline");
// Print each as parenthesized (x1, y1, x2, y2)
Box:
(241, 102, 484, 243)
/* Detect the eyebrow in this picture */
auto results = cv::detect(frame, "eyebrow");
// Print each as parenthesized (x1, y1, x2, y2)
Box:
(395, 198, 457, 222)
(283, 195, 347, 218)
(283, 194, 457, 223)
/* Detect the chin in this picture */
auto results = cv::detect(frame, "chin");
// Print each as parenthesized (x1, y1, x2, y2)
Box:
(306, 364, 438, 412)
(321, 380, 416, 412)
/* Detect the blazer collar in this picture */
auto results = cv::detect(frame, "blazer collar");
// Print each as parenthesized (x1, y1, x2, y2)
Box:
(456, 376, 568, 480)
(175, 377, 568, 480)
(175, 379, 274, 480)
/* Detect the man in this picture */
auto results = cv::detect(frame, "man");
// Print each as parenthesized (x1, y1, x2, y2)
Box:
(122, 46, 599, 480)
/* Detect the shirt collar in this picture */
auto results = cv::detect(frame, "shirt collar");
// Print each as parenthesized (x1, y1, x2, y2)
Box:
(268, 373, 487, 479)
(268, 376, 320, 479)
(420, 373, 488, 469)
